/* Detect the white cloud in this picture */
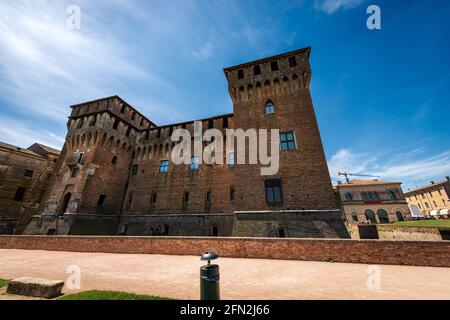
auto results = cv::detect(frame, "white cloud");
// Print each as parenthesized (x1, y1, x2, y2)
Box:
(0, 1, 172, 122)
(0, 117, 64, 150)
(192, 42, 215, 60)
(314, 0, 364, 14)
(328, 148, 450, 190)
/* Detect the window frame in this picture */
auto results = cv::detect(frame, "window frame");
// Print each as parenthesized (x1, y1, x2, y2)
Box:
(279, 131, 297, 151)
(265, 101, 275, 114)
(189, 156, 200, 171)
(159, 160, 169, 174)
(265, 179, 283, 205)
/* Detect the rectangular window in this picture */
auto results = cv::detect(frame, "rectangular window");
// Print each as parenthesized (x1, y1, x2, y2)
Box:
(71, 167, 78, 177)
(237, 69, 244, 79)
(270, 61, 279, 71)
(97, 194, 106, 209)
(76, 153, 84, 164)
(113, 119, 119, 130)
(131, 164, 139, 176)
(24, 169, 34, 178)
(159, 160, 169, 173)
(265, 179, 283, 204)
(228, 153, 235, 167)
(208, 119, 214, 129)
(37, 190, 46, 203)
(280, 132, 296, 151)
(206, 191, 212, 202)
(183, 192, 189, 202)
(289, 56, 297, 67)
(13, 187, 26, 201)
(254, 65, 261, 76)
(151, 193, 157, 203)
(223, 117, 228, 128)
(230, 188, 235, 201)
(189, 156, 200, 171)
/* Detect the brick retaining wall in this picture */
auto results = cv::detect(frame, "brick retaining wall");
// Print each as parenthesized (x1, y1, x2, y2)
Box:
(0, 236, 449, 267)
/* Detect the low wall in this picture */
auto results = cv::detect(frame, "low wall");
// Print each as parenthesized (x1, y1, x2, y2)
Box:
(351, 224, 450, 241)
(0, 235, 449, 267)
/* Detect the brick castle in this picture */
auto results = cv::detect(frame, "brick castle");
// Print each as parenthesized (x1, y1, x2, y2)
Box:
(2, 48, 349, 238)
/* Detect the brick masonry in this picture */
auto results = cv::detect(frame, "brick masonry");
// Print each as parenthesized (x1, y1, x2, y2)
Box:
(1, 235, 449, 268)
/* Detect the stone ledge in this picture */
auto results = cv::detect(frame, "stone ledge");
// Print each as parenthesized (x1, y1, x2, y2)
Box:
(6, 277, 64, 299)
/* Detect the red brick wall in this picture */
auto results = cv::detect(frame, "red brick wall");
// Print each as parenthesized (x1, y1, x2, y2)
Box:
(1, 236, 449, 267)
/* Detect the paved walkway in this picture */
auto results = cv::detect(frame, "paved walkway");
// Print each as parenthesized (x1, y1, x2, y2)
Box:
(1, 249, 449, 300)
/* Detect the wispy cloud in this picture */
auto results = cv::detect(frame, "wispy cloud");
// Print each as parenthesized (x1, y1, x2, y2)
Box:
(328, 148, 450, 190)
(0, 1, 173, 122)
(0, 117, 64, 149)
(314, 0, 364, 14)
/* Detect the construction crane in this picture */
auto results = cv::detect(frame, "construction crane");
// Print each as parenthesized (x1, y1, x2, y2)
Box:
(338, 172, 380, 184)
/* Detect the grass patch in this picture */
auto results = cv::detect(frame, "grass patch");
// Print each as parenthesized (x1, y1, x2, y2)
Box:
(0, 278, 8, 288)
(393, 220, 450, 228)
(58, 290, 171, 300)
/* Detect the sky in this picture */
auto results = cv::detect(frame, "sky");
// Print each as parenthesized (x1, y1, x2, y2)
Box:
(0, 0, 449, 190)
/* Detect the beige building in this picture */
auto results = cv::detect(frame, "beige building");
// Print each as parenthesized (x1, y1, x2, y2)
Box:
(335, 180, 411, 224)
(404, 178, 450, 217)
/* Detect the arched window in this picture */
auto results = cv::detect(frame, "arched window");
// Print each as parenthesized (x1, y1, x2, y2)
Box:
(364, 209, 376, 224)
(396, 211, 404, 221)
(345, 192, 353, 201)
(265, 101, 275, 114)
(111, 156, 117, 165)
(377, 209, 390, 224)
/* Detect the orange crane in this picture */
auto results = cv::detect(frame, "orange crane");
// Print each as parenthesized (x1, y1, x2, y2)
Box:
(338, 172, 380, 184)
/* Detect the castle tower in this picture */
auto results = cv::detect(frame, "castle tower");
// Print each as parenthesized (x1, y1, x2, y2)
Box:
(30, 96, 155, 234)
(225, 48, 346, 238)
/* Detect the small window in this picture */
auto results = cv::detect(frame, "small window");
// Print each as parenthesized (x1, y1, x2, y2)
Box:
(289, 56, 297, 67)
(345, 192, 353, 201)
(237, 69, 244, 79)
(280, 132, 296, 151)
(206, 191, 212, 202)
(278, 228, 286, 238)
(208, 119, 214, 129)
(131, 164, 139, 176)
(223, 117, 228, 128)
(126, 127, 132, 137)
(151, 193, 157, 203)
(265, 101, 275, 114)
(120, 104, 126, 114)
(156, 129, 161, 138)
(212, 225, 218, 236)
(97, 194, 106, 209)
(253, 65, 261, 75)
(76, 153, 84, 164)
(183, 192, 189, 202)
(90, 116, 96, 126)
(230, 188, 235, 201)
(71, 167, 78, 177)
(159, 160, 169, 173)
(228, 153, 235, 167)
(77, 119, 84, 129)
(265, 179, 283, 204)
(270, 61, 279, 71)
(111, 156, 118, 165)
(389, 191, 397, 200)
(13, 187, 26, 201)
(351, 212, 358, 222)
(189, 156, 200, 171)
(113, 119, 119, 130)
(24, 169, 34, 178)
(131, 112, 136, 121)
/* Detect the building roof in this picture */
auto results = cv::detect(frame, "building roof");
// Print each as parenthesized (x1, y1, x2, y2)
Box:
(0, 141, 45, 158)
(335, 179, 402, 187)
(30, 143, 61, 156)
(404, 179, 450, 195)
(223, 47, 311, 72)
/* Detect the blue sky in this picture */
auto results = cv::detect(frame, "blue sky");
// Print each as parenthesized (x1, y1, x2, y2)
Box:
(0, 0, 449, 190)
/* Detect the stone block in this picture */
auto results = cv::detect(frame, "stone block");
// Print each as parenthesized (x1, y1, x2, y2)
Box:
(6, 277, 64, 299)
